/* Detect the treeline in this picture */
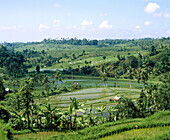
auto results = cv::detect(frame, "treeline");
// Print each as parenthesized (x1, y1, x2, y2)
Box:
(28, 37, 170, 47)
(2, 37, 170, 48)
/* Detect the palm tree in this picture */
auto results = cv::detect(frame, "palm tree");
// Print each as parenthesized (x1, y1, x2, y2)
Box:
(52, 70, 62, 90)
(20, 79, 34, 129)
(100, 69, 108, 87)
(127, 66, 134, 88)
(141, 69, 148, 86)
(114, 71, 120, 87)
(41, 75, 50, 95)
(137, 89, 147, 117)
(136, 67, 142, 85)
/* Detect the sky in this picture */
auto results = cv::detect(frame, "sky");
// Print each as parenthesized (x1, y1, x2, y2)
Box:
(0, 0, 170, 42)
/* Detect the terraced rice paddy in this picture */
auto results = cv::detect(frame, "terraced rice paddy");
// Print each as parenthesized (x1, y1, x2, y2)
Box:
(101, 126, 170, 140)
(39, 87, 141, 109)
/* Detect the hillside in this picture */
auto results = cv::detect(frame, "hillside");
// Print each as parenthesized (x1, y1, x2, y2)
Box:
(13, 111, 170, 140)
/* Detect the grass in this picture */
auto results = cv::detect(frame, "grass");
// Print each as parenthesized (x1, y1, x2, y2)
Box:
(14, 131, 66, 140)
(13, 111, 170, 140)
(102, 126, 170, 140)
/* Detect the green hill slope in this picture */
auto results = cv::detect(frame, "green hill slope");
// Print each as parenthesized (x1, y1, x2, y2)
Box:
(14, 111, 170, 140)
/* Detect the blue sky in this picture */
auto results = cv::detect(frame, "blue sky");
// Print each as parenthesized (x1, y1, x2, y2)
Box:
(0, 0, 170, 42)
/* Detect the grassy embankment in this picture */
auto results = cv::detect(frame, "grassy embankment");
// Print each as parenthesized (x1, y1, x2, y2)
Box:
(13, 111, 170, 140)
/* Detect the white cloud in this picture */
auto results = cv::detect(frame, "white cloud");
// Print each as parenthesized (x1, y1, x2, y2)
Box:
(53, 19, 60, 24)
(135, 25, 140, 29)
(153, 12, 170, 18)
(0, 25, 22, 30)
(163, 12, 170, 18)
(144, 21, 151, 26)
(144, 3, 160, 13)
(39, 24, 49, 31)
(135, 26, 142, 33)
(54, 3, 60, 7)
(81, 20, 93, 26)
(99, 20, 112, 29)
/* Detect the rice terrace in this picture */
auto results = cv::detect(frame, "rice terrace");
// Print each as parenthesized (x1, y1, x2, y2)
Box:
(0, 0, 170, 140)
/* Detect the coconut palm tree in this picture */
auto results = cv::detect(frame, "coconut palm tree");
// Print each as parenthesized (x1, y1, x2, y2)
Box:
(52, 70, 62, 90)
(20, 79, 34, 129)
(136, 67, 142, 85)
(100, 69, 108, 87)
(127, 66, 134, 88)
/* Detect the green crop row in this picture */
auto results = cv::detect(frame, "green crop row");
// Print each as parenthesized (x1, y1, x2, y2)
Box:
(46, 111, 170, 140)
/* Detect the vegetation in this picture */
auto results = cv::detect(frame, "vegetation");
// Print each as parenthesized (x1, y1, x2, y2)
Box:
(0, 37, 169, 139)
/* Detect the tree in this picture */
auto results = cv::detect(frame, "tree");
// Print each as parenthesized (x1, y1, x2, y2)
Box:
(0, 78, 7, 101)
(102, 56, 106, 60)
(36, 65, 40, 73)
(138, 52, 142, 68)
(115, 97, 138, 119)
(20, 78, 34, 128)
(137, 90, 147, 117)
(72, 53, 76, 60)
(126, 55, 138, 68)
(127, 66, 134, 88)
(141, 70, 148, 86)
(114, 71, 120, 87)
(52, 70, 62, 90)
(136, 67, 142, 85)
(100, 69, 108, 87)
(149, 45, 158, 56)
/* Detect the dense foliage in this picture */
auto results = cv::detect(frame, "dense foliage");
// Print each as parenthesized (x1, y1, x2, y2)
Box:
(0, 45, 27, 77)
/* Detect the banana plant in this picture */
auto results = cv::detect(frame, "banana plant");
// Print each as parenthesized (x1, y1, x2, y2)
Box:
(40, 103, 59, 129)
(96, 105, 106, 123)
(107, 106, 118, 122)
(107, 106, 112, 122)
(68, 105, 73, 129)
(9, 110, 26, 130)
(84, 104, 97, 126)
(70, 97, 87, 129)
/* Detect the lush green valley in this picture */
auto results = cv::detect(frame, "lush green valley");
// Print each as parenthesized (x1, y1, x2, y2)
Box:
(0, 37, 169, 139)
